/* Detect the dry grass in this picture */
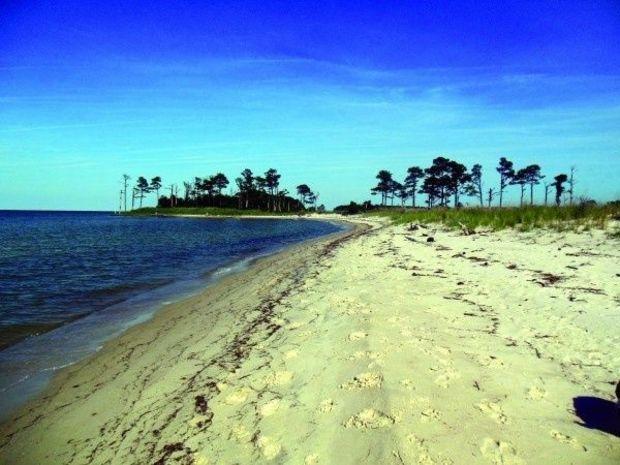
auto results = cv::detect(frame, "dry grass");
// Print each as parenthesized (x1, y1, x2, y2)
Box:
(369, 204, 620, 233)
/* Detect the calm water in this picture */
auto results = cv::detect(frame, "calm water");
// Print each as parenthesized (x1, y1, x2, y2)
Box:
(0, 211, 343, 419)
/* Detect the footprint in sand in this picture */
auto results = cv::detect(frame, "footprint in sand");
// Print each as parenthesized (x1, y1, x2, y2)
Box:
(192, 454, 210, 465)
(420, 408, 441, 423)
(231, 423, 252, 443)
(357, 306, 373, 316)
(527, 385, 547, 400)
(476, 354, 504, 368)
(435, 346, 451, 357)
(215, 381, 228, 391)
(348, 350, 381, 361)
(409, 396, 432, 408)
(476, 400, 508, 424)
(265, 370, 293, 386)
(406, 434, 453, 465)
(319, 398, 335, 413)
(225, 387, 253, 405)
(400, 379, 415, 390)
(344, 408, 395, 429)
(257, 436, 282, 459)
(284, 349, 299, 360)
(340, 372, 383, 390)
(550, 430, 586, 451)
(432, 367, 461, 388)
(188, 414, 212, 429)
(348, 331, 368, 341)
(259, 399, 281, 417)
(585, 351, 603, 366)
(332, 297, 372, 316)
(480, 438, 525, 465)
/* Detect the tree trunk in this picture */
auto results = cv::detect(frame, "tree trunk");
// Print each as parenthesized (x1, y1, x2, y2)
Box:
(568, 168, 574, 205)
(123, 182, 128, 212)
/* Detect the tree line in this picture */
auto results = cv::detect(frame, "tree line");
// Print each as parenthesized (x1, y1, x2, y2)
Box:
(119, 169, 321, 213)
(370, 157, 577, 208)
(119, 175, 161, 211)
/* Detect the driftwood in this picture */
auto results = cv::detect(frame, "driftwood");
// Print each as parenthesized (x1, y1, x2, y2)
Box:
(458, 222, 474, 236)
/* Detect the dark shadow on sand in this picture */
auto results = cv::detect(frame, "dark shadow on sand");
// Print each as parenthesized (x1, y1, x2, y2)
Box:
(573, 396, 619, 438)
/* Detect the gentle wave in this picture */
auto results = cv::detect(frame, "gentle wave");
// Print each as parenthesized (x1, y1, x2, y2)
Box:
(0, 211, 344, 420)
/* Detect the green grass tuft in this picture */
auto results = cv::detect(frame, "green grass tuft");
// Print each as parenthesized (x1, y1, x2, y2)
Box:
(368, 204, 620, 233)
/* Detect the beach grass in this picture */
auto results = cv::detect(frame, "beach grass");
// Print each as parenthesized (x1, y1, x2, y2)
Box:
(123, 207, 307, 217)
(369, 203, 620, 232)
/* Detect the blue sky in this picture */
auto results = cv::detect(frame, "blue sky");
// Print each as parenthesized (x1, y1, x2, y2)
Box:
(1, 0, 619, 209)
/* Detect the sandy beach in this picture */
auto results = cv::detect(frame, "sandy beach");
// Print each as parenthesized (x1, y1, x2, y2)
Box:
(1, 218, 618, 465)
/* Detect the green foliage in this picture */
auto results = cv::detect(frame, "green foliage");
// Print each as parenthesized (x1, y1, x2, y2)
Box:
(371, 170, 394, 206)
(296, 184, 315, 207)
(552, 173, 569, 206)
(158, 168, 305, 212)
(369, 203, 620, 233)
(404, 166, 424, 207)
(123, 207, 305, 217)
(333, 201, 375, 215)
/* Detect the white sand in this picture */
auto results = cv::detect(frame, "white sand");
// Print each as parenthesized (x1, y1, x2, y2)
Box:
(1, 219, 618, 464)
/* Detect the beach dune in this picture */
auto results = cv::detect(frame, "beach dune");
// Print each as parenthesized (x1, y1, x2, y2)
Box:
(1, 219, 618, 464)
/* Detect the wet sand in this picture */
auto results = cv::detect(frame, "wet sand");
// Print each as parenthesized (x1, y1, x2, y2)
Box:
(0, 321, 65, 350)
(1, 218, 618, 464)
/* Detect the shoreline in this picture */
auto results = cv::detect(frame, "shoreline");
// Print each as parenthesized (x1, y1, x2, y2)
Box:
(129, 212, 344, 221)
(0, 214, 346, 352)
(2, 218, 618, 464)
(0, 216, 353, 423)
(0, 220, 368, 451)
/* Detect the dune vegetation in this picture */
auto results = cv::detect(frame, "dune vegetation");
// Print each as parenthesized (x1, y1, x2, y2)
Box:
(370, 203, 620, 233)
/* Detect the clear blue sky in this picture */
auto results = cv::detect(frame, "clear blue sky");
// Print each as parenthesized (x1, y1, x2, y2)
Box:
(1, 0, 619, 209)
